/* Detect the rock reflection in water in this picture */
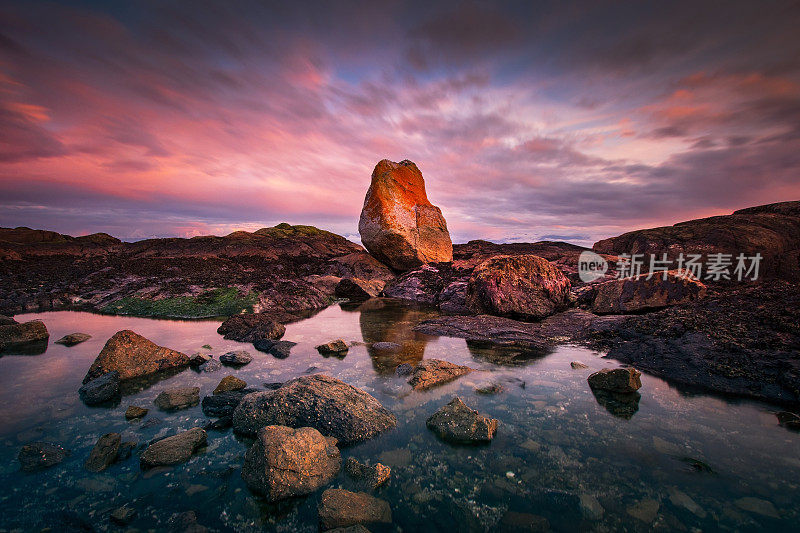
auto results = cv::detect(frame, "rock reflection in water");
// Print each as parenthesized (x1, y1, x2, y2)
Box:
(0, 339, 49, 356)
(356, 298, 437, 373)
(591, 388, 641, 419)
(465, 339, 552, 366)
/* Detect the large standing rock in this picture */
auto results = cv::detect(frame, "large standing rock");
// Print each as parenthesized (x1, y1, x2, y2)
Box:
(426, 397, 498, 443)
(233, 374, 397, 444)
(217, 314, 285, 342)
(590, 270, 707, 314)
(0, 320, 49, 351)
(587, 368, 642, 393)
(139, 428, 207, 468)
(466, 255, 571, 320)
(241, 425, 341, 501)
(407, 359, 473, 390)
(358, 159, 452, 271)
(318, 488, 392, 530)
(82, 330, 189, 383)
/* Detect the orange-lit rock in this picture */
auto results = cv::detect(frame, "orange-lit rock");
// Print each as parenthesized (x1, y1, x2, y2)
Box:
(358, 159, 452, 271)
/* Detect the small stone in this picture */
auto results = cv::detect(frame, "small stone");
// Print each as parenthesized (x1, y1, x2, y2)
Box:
(167, 510, 208, 533)
(426, 397, 498, 443)
(253, 339, 296, 358)
(735, 497, 780, 518)
(18, 442, 69, 472)
(54, 332, 91, 346)
(213, 375, 247, 394)
(79, 371, 120, 405)
(110, 505, 137, 525)
(316, 339, 349, 356)
(219, 350, 253, 365)
(588, 367, 642, 393)
(520, 439, 541, 452)
(139, 428, 207, 468)
(318, 488, 392, 530)
(372, 342, 401, 352)
(395, 363, 413, 376)
(85, 433, 121, 472)
(668, 487, 706, 518)
(344, 457, 391, 489)
(154, 387, 200, 411)
(475, 383, 504, 395)
(408, 359, 473, 390)
(189, 353, 212, 366)
(125, 405, 148, 420)
(198, 359, 222, 372)
(570, 361, 589, 369)
(497, 511, 549, 532)
(627, 499, 659, 523)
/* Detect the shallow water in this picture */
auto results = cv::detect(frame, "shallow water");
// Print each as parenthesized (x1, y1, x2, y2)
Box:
(1, 300, 798, 532)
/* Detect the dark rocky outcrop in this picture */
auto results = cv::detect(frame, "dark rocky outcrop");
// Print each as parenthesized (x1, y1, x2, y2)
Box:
(593, 201, 800, 281)
(426, 397, 498, 443)
(241, 425, 341, 501)
(318, 488, 392, 530)
(466, 254, 571, 320)
(139, 428, 207, 468)
(359, 159, 452, 271)
(407, 359, 474, 390)
(232, 374, 397, 444)
(590, 271, 707, 314)
(83, 330, 189, 383)
(79, 371, 121, 405)
(18, 442, 69, 472)
(54, 332, 91, 346)
(0, 319, 49, 352)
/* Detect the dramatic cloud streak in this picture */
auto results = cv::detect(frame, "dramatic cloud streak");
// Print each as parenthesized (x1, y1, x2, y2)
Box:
(0, 0, 799, 245)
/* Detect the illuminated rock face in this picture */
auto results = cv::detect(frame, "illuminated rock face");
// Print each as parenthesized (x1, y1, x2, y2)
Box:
(359, 159, 452, 271)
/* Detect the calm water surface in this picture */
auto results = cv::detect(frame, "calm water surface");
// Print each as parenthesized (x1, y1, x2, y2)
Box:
(0, 300, 798, 532)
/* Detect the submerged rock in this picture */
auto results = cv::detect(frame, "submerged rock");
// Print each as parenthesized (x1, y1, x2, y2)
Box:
(110, 505, 137, 525)
(18, 442, 69, 472)
(84, 433, 121, 472)
(587, 368, 642, 393)
(233, 374, 397, 444)
(358, 159, 452, 271)
(407, 359, 473, 390)
(426, 397, 498, 444)
(213, 375, 246, 394)
(497, 511, 550, 533)
(167, 510, 208, 533)
(125, 405, 148, 419)
(0, 319, 49, 351)
(219, 350, 253, 366)
(344, 457, 391, 490)
(198, 359, 221, 372)
(54, 332, 91, 346)
(466, 254, 571, 320)
(139, 428, 207, 468)
(189, 353, 212, 366)
(395, 363, 414, 376)
(591, 270, 707, 314)
(83, 330, 189, 383)
(79, 371, 121, 405)
(570, 361, 589, 369)
(316, 339, 349, 356)
(253, 339, 296, 358)
(217, 314, 285, 342)
(154, 387, 200, 411)
(776, 411, 800, 430)
(241, 425, 341, 501)
(318, 488, 392, 530)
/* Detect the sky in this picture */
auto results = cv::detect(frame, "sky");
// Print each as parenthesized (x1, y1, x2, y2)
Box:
(1, 0, 799, 246)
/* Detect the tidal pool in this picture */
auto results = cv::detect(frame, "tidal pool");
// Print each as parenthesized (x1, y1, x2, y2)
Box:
(0, 300, 798, 532)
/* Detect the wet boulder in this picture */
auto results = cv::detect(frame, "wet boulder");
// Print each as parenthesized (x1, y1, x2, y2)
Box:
(253, 339, 296, 358)
(233, 374, 397, 444)
(426, 397, 498, 443)
(84, 433, 121, 472)
(0, 319, 49, 352)
(83, 330, 189, 383)
(407, 359, 473, 390)
(358, 159, 452, 271)
(189, 353, 212, 366)
(213, 375, 247, 394)
(139, 427, 207, 468)
(318, 488, 392, 530)
(217, 314, 285, 342)
(202, 389, 257, 418)
(466, 255, 571, 320)
(316, 339, 349, 356)
(344, 457, 391, 490)
(219, 350, 252, 366)
(587, 368, 642, 393)
(18, 442, 69, 472)
(335, 277, 383, 301)
(590, 270, 707, 314)
(154, 387, 200, 411)
(125, 405, 148, 419)
(54, 332, 91, 346)
(241, 425, 341, 501)
(79, 371, 120, 405)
